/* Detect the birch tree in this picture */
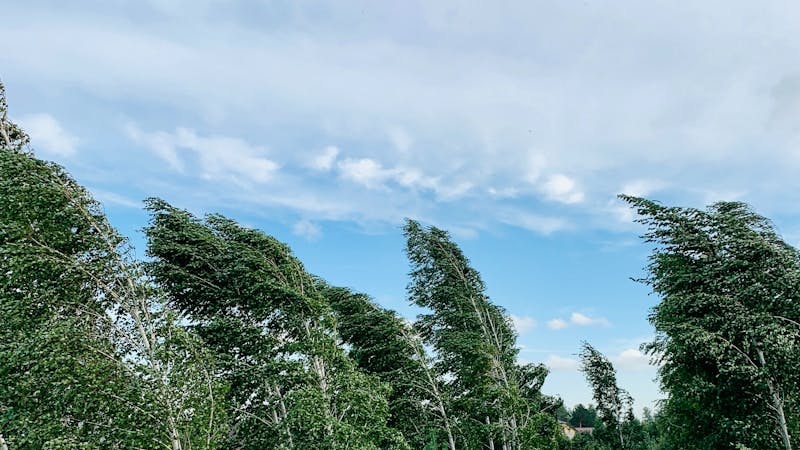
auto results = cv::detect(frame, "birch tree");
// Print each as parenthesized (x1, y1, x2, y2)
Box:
(0, 87, 225, 448)
(403, 220, 560, 450)
(323, 285, 457, 449)
(623, 195, 800, 450)
(0, 108, 152, 447)
(578, 342, 637, 449)
(145, 200, 407, 449)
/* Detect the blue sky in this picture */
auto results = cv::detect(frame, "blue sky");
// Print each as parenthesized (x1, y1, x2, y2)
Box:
(5, 0, 800, 414)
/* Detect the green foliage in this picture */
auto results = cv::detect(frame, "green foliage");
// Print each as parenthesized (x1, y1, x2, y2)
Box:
(579, 342, 648, 449)
(569, 404, 598, 428)
(145, 200, 407, 449)
(0, 145, 158, 448)
(323, 286, 442, 448)
(404, 219, 560, 449)
(579, 343, 633, 438)
(1, 93, 227, 449)
(623, 195, 800, 450)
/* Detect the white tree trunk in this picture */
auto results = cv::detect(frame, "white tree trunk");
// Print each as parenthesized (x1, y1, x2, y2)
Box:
(0, 82, 12, 149)
(756, 347, 792, 450)
(403, 328, 456, 450)
(487, 416, 495, 450)
(0, 434, 8, 450)
(170, 425, 182, 450)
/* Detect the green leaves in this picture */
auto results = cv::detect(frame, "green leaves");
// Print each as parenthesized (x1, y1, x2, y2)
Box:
(0, 147, 155, 448)
(624, 195, 800, 450)
(404, 219, 560, 450)
(145, 200, 405, 449)
(578, 342, 637, 449)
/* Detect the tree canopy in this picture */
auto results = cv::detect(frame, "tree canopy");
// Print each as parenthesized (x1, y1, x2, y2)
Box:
(623, 195, 800, 450)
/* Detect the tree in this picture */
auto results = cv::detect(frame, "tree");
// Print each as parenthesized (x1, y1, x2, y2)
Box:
(623, 195, 800, 450)
(579, 342, 634, 449)
(556, 404, 572, 423)
(569, 404, 598, 428)
(323, 285, 451, 449)
(0, 105, 154, 448)
(0, 85, 226, 449)
(404, 219, 560, 450)
(145, 200, 407, 449)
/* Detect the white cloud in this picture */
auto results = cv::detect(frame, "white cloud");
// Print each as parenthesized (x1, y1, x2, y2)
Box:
(510, 315, 537, 334)
(393, 166, 435, 190)
(126, 125, 278, 183)
(336, 156, 472, 200)
(524, 153, 548, 184)
(569, 312, 593, 325)
(570, 312, 611, 327)
(546, 355, 579, 371)
(309, 146, 339, 171)
(547, 312, 611, 330)
(540, 174, 584, 204)
(7, 0, 800, 233)
(125, 123, 184, 171)
(292, 219, 322, 241)
(18, 113, 78, 157)
(611, 348, 652, 371)
(487, 187, 519, 198)
(498, 209, 570, 235)
(435, 181, 473, 201)
(338, 157, 390, 189)
(608, 198, 637, 225)
(620, 180, 665, 198)
(91, 189, 139, 208)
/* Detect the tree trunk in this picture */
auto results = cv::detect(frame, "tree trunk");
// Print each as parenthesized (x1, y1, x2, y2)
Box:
(756, 346, 792, 450)
(0, 82, 12, 149)
(0, 434, 8, 450)
(404, 328, 456, 450)
(486, 416, 495, 450)
(170, 421, 183, 450)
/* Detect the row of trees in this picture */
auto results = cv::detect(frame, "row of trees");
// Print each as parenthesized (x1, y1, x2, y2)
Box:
(0, 83, 564, 449)
(1, 82, 799, 449)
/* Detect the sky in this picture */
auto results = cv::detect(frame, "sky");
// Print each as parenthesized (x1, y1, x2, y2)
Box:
(4, 0, 800, 415)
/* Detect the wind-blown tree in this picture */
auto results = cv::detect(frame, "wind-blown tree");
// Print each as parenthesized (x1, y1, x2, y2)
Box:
(145, 200, 407, 449)
(404, 219, 560, 450)
(623, 195, 800, 450)
(0, 91, 225, 448)
(0, 102, 152, 448)
(323, 285, 457, 449)
(578, 342, 642, 449)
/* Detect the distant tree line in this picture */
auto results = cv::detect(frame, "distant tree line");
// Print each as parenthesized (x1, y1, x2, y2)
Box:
(1, 82, 798, 449)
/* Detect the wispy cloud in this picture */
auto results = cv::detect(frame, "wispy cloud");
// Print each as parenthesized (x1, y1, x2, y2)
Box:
(498, 209, 570, 235)
(292, 219, 322, 241)
(309, 146, 340, 172)
(5, 0, 800, 234)
(126, 124, 279, 184)
(546, 355, 579, 371)
(91, 189, 140, 209)
(547, 312, 611, 330)
(545, 348, 653, 373)
(611, 348, 653, 371)
(569, 312, 611, 327)
(547, 318, 568, 330)
(510, 315, 537, 335)
(18, 113, 78, 157)
(540, 174, 584, 204)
